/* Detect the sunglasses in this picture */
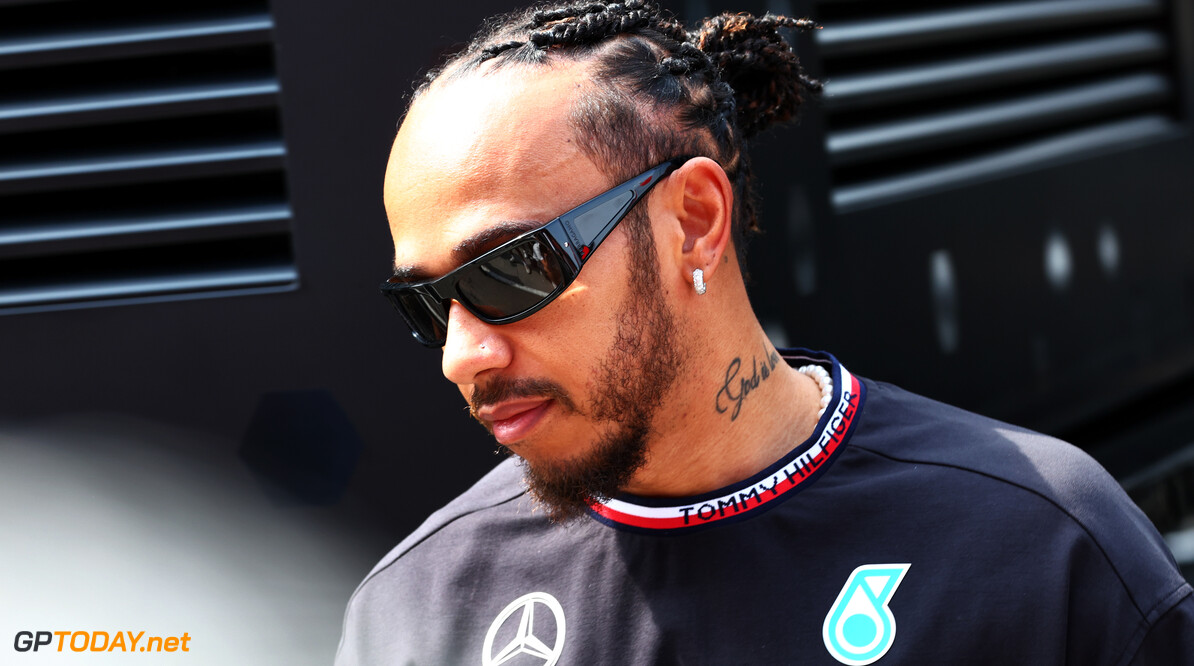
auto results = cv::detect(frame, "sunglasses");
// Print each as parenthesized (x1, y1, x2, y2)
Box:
(381, 159, 685, 347)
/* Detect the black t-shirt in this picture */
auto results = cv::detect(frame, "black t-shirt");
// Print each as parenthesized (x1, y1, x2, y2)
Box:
(336, 350, 1194, 665)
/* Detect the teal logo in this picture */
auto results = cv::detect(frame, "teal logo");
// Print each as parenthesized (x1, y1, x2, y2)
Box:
(822, 564, 910, 665)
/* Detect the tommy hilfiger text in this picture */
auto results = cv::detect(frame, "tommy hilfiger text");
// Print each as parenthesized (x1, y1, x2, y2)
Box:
(683, 386, 858, 525)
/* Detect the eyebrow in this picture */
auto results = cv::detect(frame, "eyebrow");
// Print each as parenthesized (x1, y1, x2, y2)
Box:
(390, 219, 545, 282)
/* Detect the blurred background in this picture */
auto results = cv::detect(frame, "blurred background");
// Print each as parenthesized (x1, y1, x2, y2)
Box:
(0, 0, 1191, 663)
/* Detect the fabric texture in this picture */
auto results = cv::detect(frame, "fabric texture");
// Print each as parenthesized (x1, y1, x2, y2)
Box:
(336, 350, 1193, 665)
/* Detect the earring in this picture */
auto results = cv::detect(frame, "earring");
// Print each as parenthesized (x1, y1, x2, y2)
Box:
(693, 268, 707, 295)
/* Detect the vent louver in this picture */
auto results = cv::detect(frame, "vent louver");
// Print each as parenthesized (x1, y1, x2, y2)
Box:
(0, 0, 295, 313)
(815, 0, 1182, 213)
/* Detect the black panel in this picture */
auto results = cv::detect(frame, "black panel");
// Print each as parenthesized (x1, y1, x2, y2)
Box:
(0, 0, 295, 311)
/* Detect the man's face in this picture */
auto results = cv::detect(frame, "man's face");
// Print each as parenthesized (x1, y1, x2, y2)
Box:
(383, 65, 685, 520)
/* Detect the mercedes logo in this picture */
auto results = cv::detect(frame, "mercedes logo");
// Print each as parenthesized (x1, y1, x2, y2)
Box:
(482, 591, 567, 666)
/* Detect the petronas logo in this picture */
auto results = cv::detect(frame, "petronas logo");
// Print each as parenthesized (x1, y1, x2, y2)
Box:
(822, 564, 910, 665)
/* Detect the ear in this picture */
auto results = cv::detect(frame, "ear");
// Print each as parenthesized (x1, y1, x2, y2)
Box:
(660, 157, 733, 280)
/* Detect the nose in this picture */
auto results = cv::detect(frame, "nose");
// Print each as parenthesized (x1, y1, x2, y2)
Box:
(441, 301, 512, 386)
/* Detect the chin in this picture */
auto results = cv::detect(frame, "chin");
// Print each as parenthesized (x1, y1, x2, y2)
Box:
(504, 423, 651, 524)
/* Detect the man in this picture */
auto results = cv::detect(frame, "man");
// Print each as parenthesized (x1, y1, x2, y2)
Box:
(337, 2, 1194, 664)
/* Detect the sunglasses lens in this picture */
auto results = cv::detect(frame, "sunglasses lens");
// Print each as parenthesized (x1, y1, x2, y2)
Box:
(457, 237, 566, 319)
(385, 288, 449, 345)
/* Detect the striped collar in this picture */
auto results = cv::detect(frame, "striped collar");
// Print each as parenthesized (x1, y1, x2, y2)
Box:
(588, 350, 866, 534)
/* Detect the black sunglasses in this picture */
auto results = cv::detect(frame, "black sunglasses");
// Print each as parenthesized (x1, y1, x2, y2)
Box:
(381, 159, 685, 346)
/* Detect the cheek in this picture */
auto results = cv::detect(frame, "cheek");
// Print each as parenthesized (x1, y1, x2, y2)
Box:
(528, 289, 615, 363)
(518, 280, 625, 390)
(534, 239, 631, 343)
(501, 232, 636, 389)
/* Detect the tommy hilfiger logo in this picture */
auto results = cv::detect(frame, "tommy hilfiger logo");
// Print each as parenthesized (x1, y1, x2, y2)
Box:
(823, 564, 910, 665)
(482, 592, 566, 666)
(589, 360, 864, 532)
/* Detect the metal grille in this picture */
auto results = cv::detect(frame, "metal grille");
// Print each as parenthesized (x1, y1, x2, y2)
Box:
(816, 0, 1182, 212)
(0, 0, 295, 313)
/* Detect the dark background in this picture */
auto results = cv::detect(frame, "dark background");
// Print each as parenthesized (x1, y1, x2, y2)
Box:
(1, 0, 1192, 662)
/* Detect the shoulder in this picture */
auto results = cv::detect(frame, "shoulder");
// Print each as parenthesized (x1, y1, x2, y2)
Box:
(850, 379, 1190, 630)
(335, 458, 529, 664)
(852, 379, 1140, 530)
(360, 457, 525, 585)
(853, 379, 1118, 497)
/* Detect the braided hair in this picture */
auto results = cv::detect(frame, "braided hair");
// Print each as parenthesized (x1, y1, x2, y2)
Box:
(415, 0, 821, 259)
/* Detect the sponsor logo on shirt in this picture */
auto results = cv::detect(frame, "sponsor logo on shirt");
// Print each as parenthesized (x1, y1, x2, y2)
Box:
(823, 564, 910, 665)
(483, 592, 566, 666)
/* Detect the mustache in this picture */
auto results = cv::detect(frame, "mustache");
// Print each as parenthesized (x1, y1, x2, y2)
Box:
(468, 376, 578, 423)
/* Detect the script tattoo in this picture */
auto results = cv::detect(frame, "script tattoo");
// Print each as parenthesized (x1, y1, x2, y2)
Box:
(716, 348, 781, 421)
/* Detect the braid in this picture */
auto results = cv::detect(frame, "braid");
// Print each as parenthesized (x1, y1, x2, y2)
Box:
(478, 39, 527, 62)
(528, 1, 655, 49)
(416, 1, 821, 257)
(695, 14, 821, 139)
(531, 3, 608, 24)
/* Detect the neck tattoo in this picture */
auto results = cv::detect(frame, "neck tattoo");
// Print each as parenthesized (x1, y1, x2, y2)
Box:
(715, 347, 782, 421)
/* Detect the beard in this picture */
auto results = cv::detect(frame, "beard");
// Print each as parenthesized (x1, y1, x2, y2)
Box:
(472, 211, 685, 522)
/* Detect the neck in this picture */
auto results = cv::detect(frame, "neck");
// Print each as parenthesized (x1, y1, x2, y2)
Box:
(621, 317, 824, 498)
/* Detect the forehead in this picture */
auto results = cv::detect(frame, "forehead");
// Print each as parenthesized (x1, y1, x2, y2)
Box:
(383, 63, 606, 278)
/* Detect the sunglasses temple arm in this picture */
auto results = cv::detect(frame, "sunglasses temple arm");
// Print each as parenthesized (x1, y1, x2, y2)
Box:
(562, 160, 682, 267)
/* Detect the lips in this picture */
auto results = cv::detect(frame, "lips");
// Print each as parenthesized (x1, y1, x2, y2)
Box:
(475, 398, 553, 444)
